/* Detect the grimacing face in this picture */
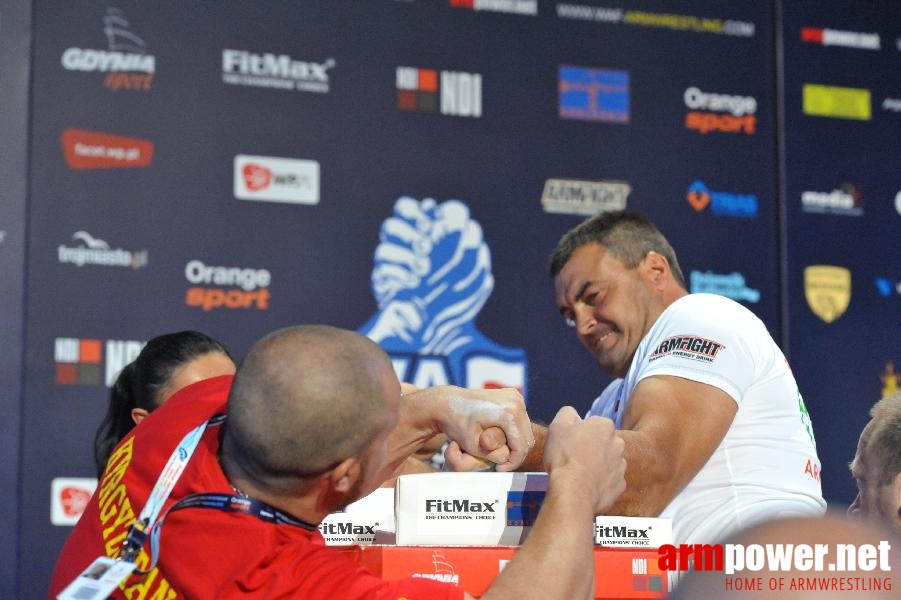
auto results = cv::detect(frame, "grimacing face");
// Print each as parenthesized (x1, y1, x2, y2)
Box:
(848, 418, 901, 537)
(553, 243, 659, 378)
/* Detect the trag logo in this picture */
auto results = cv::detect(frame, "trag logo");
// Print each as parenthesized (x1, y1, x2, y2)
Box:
(54, 337, 144, 387)
(559, 66, 629, 123)
(396, 67, 482, 117)
(687, 180, 758, 218)
(61, 7, 155, 91)
(359, 197, 527, 395)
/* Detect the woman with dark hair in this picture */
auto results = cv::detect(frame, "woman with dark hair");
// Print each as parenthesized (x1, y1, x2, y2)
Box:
(93, 330, 236, 475)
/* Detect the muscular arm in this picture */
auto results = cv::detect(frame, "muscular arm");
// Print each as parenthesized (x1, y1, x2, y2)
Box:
(473, 408, 626, 600)
(494, 375, 736, 516)
(380, 385, 532, 484)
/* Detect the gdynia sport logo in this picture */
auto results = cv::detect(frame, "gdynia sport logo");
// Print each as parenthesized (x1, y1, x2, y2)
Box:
(658, 541, 892, 592)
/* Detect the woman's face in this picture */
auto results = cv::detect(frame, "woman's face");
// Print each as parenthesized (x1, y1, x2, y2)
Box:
(131, 352, 237, 425)
(158, 352, 237, 404)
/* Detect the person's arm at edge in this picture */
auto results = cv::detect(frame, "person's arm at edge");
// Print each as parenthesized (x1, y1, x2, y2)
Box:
(463, 375, 736, 516)
(470, 408, 626, 600)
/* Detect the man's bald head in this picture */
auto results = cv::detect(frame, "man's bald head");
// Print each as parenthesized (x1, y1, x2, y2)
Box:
(222, 325, 399, 494)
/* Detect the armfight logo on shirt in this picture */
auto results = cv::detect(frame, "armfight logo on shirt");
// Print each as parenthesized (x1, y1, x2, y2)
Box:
(648, 335, 725, 364)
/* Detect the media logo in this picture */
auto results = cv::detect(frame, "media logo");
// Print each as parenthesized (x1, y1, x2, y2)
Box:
(58, 231, 148, 269)
(449, 0, 537, 16)
(559, 66, 629, 123)
(234, 154, 320, 205)
(541, 178, 630, 215)
(222, 49, 335, 93)
(686, 180, 758, 218)
(61, 7, 155, 91)
(54, 337, 144, 387)
(801, 183, 863, 216)
(396, 67, 482, 117)
(690, 271, 760, 303)
(61, 129, 153, 170)
(360, 197, 527, 395)
(804, 265, 851, 323)
(184, 259, 271, 311)
(801, 27, 880, 50)
(684, 87, 757, 135)
(803, 84, 871, 121)
(51, 477, 98, 526)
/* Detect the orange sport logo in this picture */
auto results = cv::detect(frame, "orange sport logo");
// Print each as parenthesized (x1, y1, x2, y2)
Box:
(684, 86, 757, 135)
(184, 259, 271, 311)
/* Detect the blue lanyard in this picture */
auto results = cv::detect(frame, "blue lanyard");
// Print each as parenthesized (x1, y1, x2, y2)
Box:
(118, 413, 227, 564)
(118, 413, 318, 576)
(138, 493, 318, 575)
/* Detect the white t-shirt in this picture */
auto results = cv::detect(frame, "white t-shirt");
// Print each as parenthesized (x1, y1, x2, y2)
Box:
(586, 293, 826, 545)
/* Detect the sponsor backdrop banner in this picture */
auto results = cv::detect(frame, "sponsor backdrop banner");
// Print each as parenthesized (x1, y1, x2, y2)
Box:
(782, 0, 901, 506)
(9, 0, 896, 595)
(0, 0, 32, 597)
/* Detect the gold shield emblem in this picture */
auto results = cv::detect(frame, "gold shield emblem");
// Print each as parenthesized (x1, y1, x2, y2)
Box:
(804, 265, 851, 323)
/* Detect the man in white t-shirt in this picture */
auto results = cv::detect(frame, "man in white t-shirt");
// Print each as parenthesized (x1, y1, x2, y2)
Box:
(449, 211, 825, 545)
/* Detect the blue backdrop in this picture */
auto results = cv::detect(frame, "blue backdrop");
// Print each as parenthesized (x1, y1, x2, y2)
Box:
(1, 1, 898, 597)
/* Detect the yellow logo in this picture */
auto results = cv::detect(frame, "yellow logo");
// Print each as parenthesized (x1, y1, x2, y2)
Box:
(804, 265, 851, 323)
(882, 362, 900, 398)
(803, 84, 871, 121)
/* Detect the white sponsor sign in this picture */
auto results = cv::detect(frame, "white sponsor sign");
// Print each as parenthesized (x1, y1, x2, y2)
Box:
(51, 477, 97, 526)
(234, 154, 320, 205)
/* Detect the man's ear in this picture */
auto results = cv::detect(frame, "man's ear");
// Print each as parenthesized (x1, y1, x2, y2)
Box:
(642, 251, 669, 287)
(131, 407, 150, 425)
(329, 457, 362, 494)
(890, 472, 901, 517)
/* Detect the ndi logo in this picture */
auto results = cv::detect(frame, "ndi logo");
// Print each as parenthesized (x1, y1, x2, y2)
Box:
(396, 67, 482, 117)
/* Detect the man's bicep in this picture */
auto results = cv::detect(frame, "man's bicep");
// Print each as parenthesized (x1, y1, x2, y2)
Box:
(618, 375, 737, 509)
